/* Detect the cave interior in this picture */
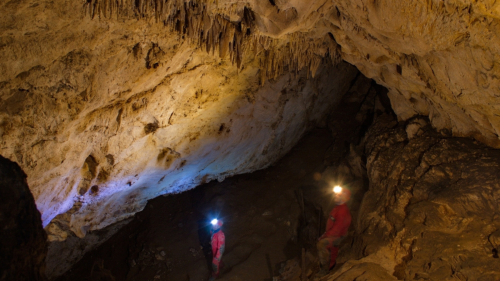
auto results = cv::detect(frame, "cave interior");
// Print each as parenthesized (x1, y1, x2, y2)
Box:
(1, 0, 500, 281)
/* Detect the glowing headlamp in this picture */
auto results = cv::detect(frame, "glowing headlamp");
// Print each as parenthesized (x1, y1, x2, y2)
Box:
(333, 186, 343, 194)
(211, 219, 218, 225)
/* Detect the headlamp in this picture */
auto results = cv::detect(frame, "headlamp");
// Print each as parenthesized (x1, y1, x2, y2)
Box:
(333, 186, 343, 194)
(211, 219, 218, 225)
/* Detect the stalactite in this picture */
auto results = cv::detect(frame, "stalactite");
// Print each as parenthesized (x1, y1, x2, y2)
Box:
(102, 0, 107, 19)
(82, 0, 341, 82)
(90, 0, 95, 19)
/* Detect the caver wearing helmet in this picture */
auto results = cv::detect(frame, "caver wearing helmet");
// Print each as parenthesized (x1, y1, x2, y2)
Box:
(209, 219, 225, 281)
(316, 186, 352, 276)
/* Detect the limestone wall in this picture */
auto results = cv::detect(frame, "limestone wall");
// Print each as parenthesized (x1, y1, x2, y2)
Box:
(330, 116, 500, 280)
(0, 0, 360, 240)
(2, 0, 500, 245)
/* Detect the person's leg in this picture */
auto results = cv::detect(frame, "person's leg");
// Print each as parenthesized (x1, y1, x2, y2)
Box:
(210, 257, 220, 279)
(316, 239, 331, 272)
(329, 246, 339, 269)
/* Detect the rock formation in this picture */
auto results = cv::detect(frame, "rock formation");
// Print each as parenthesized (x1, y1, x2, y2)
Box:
(0, 155, 47, 281)
(330, 115, 500, 280)
(326, 1, 500, 148)
(70, 0, 500, 148)
(2, 0, 500, 277)
(1, 0, 359, 243)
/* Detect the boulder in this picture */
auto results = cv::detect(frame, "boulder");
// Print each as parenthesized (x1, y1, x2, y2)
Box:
(331, 115, 500, 280)
(0, 156, 47, 281)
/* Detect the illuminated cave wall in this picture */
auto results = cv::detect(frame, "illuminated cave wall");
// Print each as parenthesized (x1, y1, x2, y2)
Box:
(328, 116, 500, 281)
(3, 1, 500, 278)
(0, 0, 361, 241)
(2, 0, 500, 246)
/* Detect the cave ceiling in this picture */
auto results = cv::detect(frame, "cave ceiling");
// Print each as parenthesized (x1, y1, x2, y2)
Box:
(1, 0, 500, 240)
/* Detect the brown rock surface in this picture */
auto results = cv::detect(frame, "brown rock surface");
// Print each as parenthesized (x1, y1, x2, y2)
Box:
(0, 0, 358, 241)
(328, 115, 500, 280)
(0, 156, 47, 281)
(3, 0, 500, 277)
(251, 0, 500, 148)
(67, 0, 500, 148)
(326, 1, 500, 148)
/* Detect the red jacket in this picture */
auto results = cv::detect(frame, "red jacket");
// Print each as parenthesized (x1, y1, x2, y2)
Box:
(211, 229, 225, 260)
(322, 203, 351, 239)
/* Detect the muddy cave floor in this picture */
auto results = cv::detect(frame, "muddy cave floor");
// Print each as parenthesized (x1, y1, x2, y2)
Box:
(57, 129, 357, 281)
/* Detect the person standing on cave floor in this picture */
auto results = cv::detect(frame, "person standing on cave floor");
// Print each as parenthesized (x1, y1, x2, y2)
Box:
(316, 186, 352, 275)
(209, 218, 225, 281)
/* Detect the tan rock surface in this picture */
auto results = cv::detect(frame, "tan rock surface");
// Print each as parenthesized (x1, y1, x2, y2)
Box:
(327, 0, 500, 148)
(328, 115, 500, 280)
(107, 0, 500, 147)
(0, 0, 361, 240)
(241, 0, 500, 147)
(3, 0, 500, 256)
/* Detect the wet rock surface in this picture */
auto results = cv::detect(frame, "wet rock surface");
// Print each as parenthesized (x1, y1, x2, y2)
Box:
(0, 156, 47, 281)
(329, 115, 500, 280)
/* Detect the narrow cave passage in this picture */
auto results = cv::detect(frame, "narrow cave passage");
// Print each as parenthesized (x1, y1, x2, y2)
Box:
(56, 128, 365, 281)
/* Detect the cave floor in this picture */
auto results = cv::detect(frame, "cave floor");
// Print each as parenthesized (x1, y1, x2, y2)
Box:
(57, 128, 339, 281)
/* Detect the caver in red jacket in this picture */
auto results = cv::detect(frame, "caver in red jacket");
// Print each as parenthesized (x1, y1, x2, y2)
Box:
(321, 203, 351, 239)
(318, 203, 351, 268)
(211, 228, 225, 263)
(210, 222, 225, 279)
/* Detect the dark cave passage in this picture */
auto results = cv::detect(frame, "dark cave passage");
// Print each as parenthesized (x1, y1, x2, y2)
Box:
(55, 128, 366, 281)
(50, 68, 387, 281)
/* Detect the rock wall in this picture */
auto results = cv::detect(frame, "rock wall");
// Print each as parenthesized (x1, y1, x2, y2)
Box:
(6, 0, 500, 149)
(3, 0, 500, 271)
(327, 0, 500, 148)
(246, 0, 500, 147)
(0, 155, 47, 281)
(329, 115, 500, 280)
(0, 0, 361, 241)
(87, 0, 500, 148)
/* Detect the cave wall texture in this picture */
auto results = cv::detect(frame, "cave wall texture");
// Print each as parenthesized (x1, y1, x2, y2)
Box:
(329, 115, 500, 281)
(0, 0, 359, 242)
(2, 0, 500, 277)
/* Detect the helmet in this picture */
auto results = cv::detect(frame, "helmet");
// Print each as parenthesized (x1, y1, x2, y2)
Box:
(211, 218, 223, 228)
(333, 186, 351, 203)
